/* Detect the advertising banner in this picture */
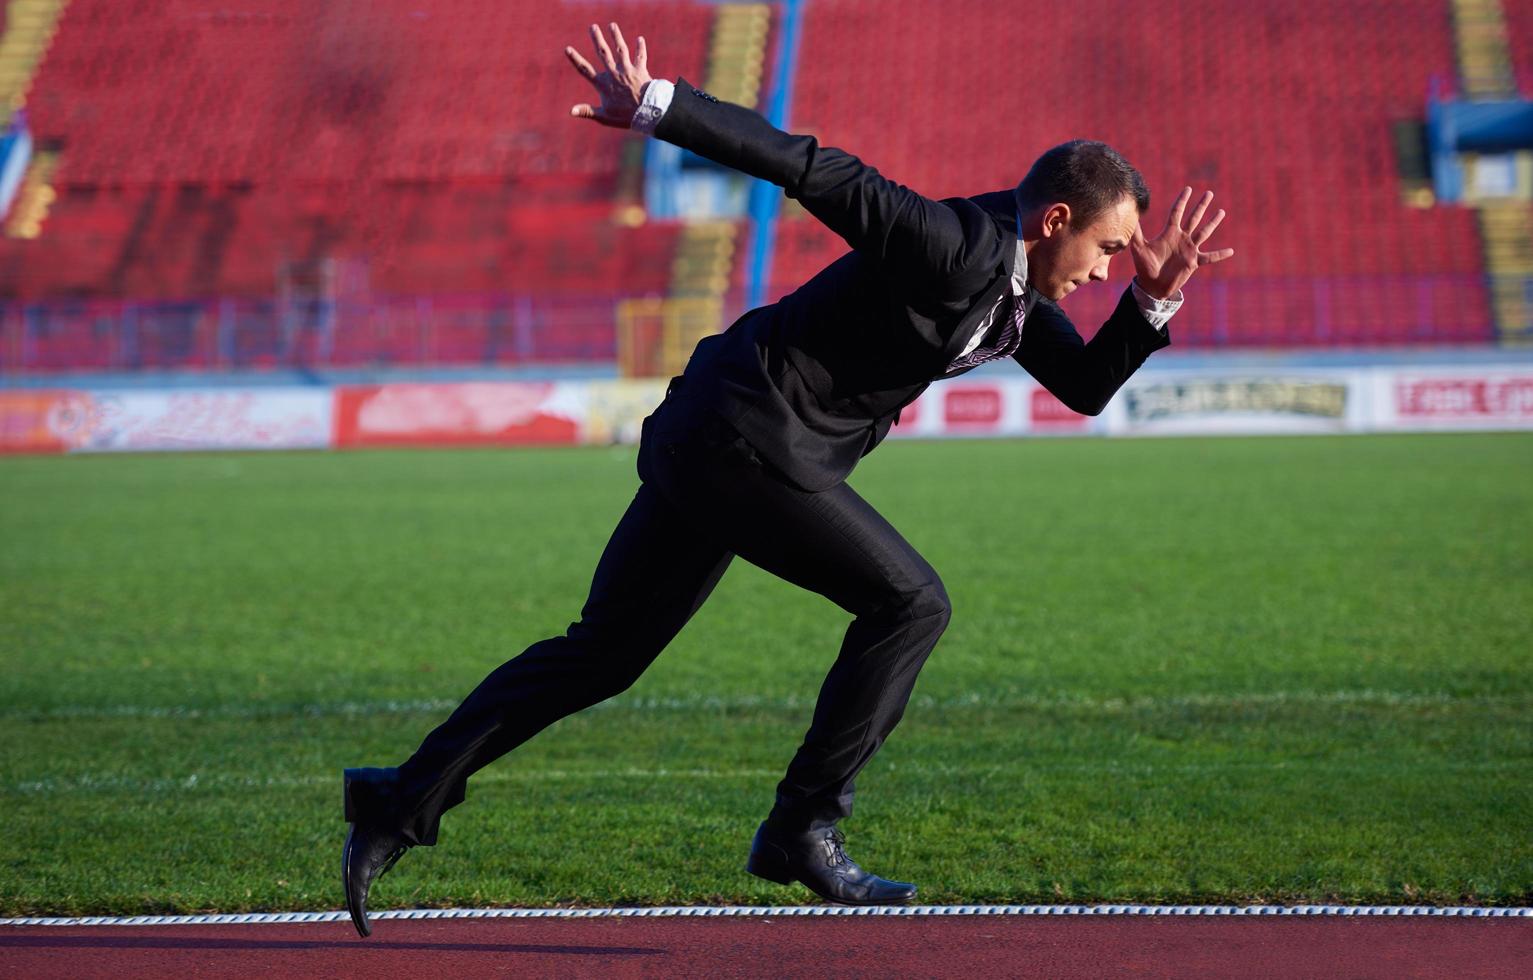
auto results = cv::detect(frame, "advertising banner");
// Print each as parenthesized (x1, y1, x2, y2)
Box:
(60, 389, 333, 452)
(5, 362, 1533, 456)
(581, 379, 667, 445)
(333, 382, 583, 448)
(2, 388, 330, 453)
(893, 382, 1018, 438)
(891, 378, 1093, 438)
(942, 385, 1007, 430)
(1388, 371, 1533, 429)
(0, 390, 79, 454)
(1108, 373, 1361, 435)
(1029, 388, 1092, 433)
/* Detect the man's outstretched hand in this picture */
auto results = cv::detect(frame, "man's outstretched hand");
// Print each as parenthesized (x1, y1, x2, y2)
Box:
(1130, 188, 1235, 299)
(566, 23, 653, 128)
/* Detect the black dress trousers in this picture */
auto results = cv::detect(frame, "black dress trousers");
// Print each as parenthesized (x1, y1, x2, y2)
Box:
(386, 395, 951, 846)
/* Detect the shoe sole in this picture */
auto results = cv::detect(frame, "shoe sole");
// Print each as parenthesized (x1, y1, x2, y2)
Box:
(342, 772, 370, 937)
(341, 825, 372, 938)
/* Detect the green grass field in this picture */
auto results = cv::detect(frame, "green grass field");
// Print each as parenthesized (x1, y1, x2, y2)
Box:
(2, 433, 1529, 915)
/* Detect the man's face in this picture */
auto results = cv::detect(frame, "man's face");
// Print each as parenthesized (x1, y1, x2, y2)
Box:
(1028, 195, 1140, 301)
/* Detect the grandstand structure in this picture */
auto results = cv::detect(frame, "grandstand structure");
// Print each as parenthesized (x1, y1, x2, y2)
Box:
(0, 0, 1529, 377)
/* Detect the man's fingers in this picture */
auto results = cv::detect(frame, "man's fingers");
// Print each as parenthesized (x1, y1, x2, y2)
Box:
(636, 35, 648, 69)
(565, 46, 598, 81)
(570, 103, 597, 120)
(1199, 247, 1235, 265)
(1184, 191, 1214, 233)
(610, 22, 634, 72)
(590, 23, 618, 73)
(1193, 209, 1226, 245)
(1167, 186, 1192, 233)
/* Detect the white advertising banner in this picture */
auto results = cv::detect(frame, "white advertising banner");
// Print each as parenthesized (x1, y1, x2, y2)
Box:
(890, 378, 1097, 439)
(1103, 370, 1369, 436)
(581, 378, 667, 445)
(57, 388, 333, 452)
(889, 364, 1532, 439)
(1379, 368, 1533, 431)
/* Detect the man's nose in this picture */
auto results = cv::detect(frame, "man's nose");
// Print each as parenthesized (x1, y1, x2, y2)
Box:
(1089, 257, 1111, 281)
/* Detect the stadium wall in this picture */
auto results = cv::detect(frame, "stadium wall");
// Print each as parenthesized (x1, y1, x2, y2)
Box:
(4, 366, 1532, 455)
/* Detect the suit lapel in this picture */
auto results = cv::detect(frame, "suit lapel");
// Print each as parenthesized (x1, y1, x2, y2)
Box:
(937, 192, 1022, 364)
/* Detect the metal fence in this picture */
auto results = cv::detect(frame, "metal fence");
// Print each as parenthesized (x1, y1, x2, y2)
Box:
(0, 292, 644, 374)
(0, 274, 1517, 376)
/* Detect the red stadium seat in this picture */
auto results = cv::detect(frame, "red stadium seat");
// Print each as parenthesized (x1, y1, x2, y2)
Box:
(0, 0, 1504, 370)
(766, 0, 1493, 347)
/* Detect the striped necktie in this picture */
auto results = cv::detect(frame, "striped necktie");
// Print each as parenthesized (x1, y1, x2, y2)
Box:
(944, 292, 1026, 375)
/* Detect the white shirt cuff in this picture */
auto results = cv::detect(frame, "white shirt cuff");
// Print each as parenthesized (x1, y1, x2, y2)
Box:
(631, 79, 675, 134)
(1131, 278, 1183, 331)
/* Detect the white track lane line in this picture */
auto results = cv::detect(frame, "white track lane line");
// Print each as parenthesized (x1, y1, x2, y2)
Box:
(2, 905, 1528, 926)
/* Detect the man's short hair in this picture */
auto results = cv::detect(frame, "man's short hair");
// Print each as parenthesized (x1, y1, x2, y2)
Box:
(1014, 140, 1150, 226)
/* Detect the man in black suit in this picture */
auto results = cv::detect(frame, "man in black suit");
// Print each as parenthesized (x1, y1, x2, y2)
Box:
(342, 23, 1233, 934)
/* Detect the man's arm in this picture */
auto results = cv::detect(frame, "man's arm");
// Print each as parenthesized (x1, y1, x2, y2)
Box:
(565, 24, 989, 288)
(650, 77, 989, 286)
(1013, 292, 1170, 417)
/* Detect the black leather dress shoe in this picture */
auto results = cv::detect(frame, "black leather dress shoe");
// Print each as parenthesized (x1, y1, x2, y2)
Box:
(342, 768, 411, 938)
(745, 822, 917, 905)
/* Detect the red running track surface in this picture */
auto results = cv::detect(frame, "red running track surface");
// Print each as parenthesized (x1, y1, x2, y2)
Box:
(1, 915, 1529, 979)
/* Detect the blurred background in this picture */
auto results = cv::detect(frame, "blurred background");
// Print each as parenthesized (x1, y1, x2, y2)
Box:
(0, 0, 1530, 448)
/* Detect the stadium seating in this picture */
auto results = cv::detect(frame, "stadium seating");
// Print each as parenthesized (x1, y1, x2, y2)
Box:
(2, 1, 709, 307)
(771, 0, 1493, 346)
(0, 0, 1515, 371)
(23, 0, 715, 187)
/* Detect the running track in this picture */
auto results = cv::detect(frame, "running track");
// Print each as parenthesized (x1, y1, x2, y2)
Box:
(2, 907, 1528, 978)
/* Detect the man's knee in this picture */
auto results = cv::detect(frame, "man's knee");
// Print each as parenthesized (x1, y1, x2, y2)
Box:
(564, 619, 667, 698)
(914, 577, 952, 627)
(875, 574, 951, 630)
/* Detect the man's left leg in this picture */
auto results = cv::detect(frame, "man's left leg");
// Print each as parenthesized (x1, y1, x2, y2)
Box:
(647, 425, 950, 903)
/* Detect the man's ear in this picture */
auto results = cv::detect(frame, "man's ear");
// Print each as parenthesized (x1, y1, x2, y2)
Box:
(1040, 203, 1071, 238)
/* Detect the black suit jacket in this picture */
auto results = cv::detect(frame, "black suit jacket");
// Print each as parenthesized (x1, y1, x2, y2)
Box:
(649, 78, 1170, 492)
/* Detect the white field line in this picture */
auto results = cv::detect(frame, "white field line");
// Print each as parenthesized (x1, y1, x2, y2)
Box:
(5, 759, 1523, 797)
(2, 904, 1528, 927)
(4, 768, 780, 795)
(5, 688, 1527, 723)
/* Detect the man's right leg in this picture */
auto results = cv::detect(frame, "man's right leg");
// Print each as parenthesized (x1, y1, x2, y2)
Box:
(369, 481, 734, 846)
(343, 476, 734, 936)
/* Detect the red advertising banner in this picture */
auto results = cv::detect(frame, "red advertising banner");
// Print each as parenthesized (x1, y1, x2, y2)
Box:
(334, 382, 581, 448)
(1029, 388, 1090, 431)
(0, 390, 76, 454)
(943, 386, 1003, 429)
(897, 396, 920, 427)
(1395, 376, 1533, 421)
